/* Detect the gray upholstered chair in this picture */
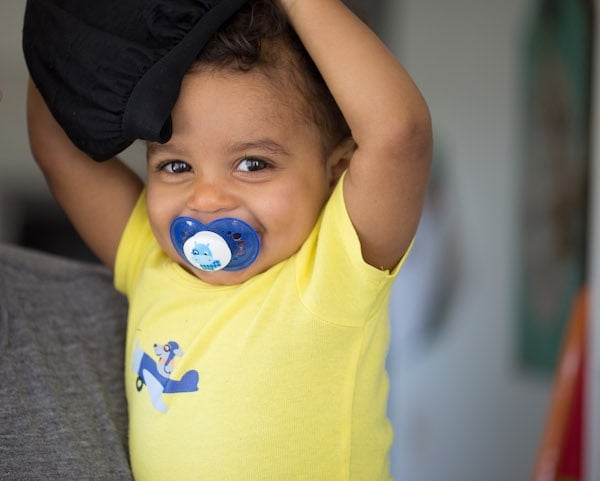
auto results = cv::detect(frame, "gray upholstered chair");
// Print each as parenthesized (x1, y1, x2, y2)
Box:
(0, 243, 132, 480)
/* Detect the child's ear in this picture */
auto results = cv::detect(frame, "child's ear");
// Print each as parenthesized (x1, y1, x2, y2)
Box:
(326, 136, 357, 191)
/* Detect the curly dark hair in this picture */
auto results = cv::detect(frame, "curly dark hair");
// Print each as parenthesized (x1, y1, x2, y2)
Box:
(192, 0, 351, 150)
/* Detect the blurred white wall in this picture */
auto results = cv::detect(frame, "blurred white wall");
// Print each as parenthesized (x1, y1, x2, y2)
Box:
(383, 1, 554, 480)
(0, 1, 33, 187)
(0, 0, 39, 242)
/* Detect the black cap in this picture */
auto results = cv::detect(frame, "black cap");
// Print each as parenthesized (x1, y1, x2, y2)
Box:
(23, 0, 248, 161)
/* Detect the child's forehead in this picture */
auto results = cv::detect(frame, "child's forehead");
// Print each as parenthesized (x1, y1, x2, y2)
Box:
(181, 65, 315, 127)
(146, 69, 323, 159)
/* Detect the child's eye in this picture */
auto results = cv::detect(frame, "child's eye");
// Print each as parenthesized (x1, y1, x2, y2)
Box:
(160, 160, 191, 174)
(237, 157, 270, 172)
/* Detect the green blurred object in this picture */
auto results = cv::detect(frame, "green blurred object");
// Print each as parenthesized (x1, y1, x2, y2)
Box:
(517, 0, 594, 374)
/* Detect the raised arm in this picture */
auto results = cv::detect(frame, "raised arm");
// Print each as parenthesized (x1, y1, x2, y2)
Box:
(280, 0, 432, 270)
(27, 79, 144, 269)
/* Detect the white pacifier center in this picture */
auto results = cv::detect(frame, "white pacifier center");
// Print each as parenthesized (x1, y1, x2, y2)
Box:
(183, 231, 232, 271)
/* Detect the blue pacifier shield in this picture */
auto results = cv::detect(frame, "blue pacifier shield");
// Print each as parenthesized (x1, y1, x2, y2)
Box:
(170, 217, 260, 272)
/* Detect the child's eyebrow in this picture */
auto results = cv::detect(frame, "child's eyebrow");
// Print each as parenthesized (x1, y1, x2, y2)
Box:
(228, 139, 290, 156)
(146, 138, 291, 160)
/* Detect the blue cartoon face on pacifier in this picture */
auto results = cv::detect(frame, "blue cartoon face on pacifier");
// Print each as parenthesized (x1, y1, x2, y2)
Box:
(170, 217, 260, 272)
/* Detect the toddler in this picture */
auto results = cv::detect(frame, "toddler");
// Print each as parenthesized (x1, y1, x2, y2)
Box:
(27, 0, 432, 479)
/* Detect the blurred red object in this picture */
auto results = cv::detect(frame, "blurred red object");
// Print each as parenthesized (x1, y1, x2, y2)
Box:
(532, 287, 587, 481)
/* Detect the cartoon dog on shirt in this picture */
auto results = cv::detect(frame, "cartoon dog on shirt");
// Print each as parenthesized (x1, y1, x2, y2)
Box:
(132, 340, 199, 413)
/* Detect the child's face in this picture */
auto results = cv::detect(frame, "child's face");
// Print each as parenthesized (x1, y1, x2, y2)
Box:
(146, 69, 340, 285)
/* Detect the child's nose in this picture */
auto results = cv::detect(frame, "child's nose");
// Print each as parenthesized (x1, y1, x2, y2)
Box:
(186, 177, 237, 214)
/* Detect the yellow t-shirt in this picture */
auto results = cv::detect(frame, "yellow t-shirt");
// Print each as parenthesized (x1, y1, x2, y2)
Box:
(115, 178, 407, 481)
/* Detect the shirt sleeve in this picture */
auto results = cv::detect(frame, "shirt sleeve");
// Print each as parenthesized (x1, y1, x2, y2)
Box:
(295, 173, 411, 327)
(114, 189, 154, 296)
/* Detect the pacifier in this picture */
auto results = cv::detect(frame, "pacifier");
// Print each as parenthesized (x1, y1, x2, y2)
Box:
(170, 217, 260, 272)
